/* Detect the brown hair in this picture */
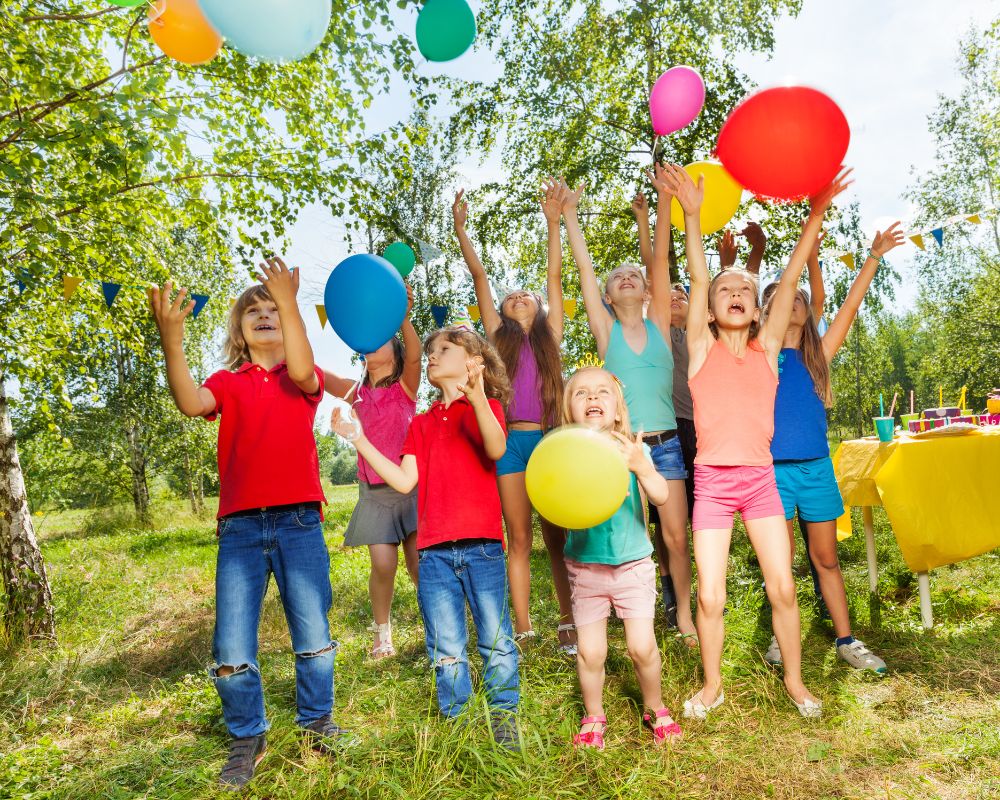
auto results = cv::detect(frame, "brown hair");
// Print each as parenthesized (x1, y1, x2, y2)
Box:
(365, 337, 405, 389)
(762, 284, 832, 406)
(670, 282, 688, 297)
(561, 367, 633, 437)
(423, 327, 511, 409)
(223, 284, 273, 370)
(493, 291, 563, 428)
(707, 268, 760, 341)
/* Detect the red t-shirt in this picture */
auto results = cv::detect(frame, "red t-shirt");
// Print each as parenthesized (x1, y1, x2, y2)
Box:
(202, 362, 327, 518)
(401, 396, 507, 549)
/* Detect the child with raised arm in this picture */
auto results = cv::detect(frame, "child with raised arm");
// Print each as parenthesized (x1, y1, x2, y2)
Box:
(331, 328, 521, 750)
(562, 177, 696, 644)
(453, 182, 576, 654)
(323, 286, 421, 660)
(759, 221, 904, 674)
(663, 162, 852, 719)
(149, 259, 342, 790)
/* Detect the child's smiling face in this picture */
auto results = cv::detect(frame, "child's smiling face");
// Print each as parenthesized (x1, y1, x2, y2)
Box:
(501, 290, 539, 324)
(241, 299, 282, 348)
(567, 370, 620, 431)
(603, 264, 648, 306)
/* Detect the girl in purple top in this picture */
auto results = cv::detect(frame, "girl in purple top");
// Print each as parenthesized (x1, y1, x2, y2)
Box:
(452, 179, 576, 653)
(324, 286, 421, 659)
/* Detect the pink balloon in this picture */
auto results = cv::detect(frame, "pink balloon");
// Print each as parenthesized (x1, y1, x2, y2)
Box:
(649, 66, 706, 136)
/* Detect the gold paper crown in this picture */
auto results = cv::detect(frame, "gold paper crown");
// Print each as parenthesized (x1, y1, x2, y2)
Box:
(573, 352, 605, 370)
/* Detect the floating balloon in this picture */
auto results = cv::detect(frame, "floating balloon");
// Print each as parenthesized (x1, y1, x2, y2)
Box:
(197, 0, 331, 62)
(670, 161, 743, 235)
(382, 242, 416, 278)
(525, 427, 629, 530)
(649, 66, 705, 136)
(416, 0, 477, 62)
(324, 254, 408, 354)
(716, 86, 850, 201)
(148, 0, 222, 65)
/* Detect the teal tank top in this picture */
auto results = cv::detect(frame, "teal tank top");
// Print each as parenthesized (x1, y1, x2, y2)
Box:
(564, 469, 652, 565)
(604, 319, 676, 432)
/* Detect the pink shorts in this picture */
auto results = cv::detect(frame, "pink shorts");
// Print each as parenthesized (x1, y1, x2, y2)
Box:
(692, 464, 786, 531)
(564, 557, 657, 627)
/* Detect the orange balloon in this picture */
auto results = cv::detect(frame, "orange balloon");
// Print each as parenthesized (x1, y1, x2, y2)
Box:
(148, 0, 222, 65)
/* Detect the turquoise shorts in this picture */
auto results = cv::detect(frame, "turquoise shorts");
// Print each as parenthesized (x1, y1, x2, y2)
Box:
(773, 457, 845, 523)
(496, 428, 544, 476)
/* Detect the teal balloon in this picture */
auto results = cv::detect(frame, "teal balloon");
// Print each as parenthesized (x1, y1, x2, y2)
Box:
(382, 242, 416, 278)
(416, 0, 477, 63)
(197, 0, 331, 62)
(108, 0, 146, 5)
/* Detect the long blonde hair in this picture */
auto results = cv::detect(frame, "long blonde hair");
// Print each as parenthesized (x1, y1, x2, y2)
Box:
(561, 367, 633, 437)
(223, 285, 272, 370)
(423, 327, 511, 409)
(762, 283, 832, 406)
(707, 268, 761, 341)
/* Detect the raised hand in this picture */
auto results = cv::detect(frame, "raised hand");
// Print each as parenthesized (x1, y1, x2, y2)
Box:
(631, 190, 648, 217)
(801, 218, 827, 262)
(740, 221, 766, 250)
(646, 162, 674, 198)
(148, 281, 195, 345)
(540, 176, 567, 223)
(452, 189, 469, 229)
(405, 283, 414, 318)
(661, 163, 703, 216)
(610, 430, 648, 474)
(457, 358, 488, 405)
(870, 221, 904, 258)
(561, 179, 586, 214)
(809, 167, 854, 218)
(330, 406, 362, 442)
(257, 256, 298, 307)
(717, 229, 738, 269)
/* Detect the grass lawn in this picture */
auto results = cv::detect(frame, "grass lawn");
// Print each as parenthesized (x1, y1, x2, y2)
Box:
(1, 484, 998, 799)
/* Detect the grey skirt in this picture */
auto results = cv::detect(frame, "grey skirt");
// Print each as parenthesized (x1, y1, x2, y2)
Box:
(343, 482, 418, 546)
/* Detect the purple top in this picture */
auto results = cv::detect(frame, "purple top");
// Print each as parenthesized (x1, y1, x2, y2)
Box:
(354, 381, 416, 485)
(508, 336, 544, 424)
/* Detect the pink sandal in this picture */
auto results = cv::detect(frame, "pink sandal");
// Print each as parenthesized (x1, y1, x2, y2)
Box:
(572, 715, 607, 750)
(643, 708, 682, 746)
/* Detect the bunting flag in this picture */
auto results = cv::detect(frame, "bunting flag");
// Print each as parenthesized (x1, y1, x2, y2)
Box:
(966, 214, 981, 224)
(190, 294, 210, 318)
(909, 234, 925, 250)
(930, 228, 944, 247)
(563, 298, 578, 319)
(62, 276, 83, 300)
(316, 305, 328, 328)
(467, 304, 480, 322)
(838, 254, 855, 270)
(229, 298, 237, 308)
(416, 239, 445, 264)
(16, 279, 26, 294)
(101, 282, 122, 308)
(430, 304, 448, 327)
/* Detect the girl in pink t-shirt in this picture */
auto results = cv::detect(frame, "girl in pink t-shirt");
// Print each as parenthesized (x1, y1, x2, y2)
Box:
(662, 162, 851, 721)
(324, 286, 421, 659)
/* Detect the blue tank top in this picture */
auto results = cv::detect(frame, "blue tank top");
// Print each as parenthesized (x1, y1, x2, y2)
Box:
(771, 348, 829, 460)
(604, 320, 676, 432)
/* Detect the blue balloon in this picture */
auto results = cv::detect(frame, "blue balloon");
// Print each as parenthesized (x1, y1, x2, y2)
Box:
(197, 0, 331, 62)
(324, 254, 407, 354)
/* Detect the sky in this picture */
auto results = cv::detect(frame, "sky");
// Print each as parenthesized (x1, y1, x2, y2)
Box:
(254, 0, 997, 428)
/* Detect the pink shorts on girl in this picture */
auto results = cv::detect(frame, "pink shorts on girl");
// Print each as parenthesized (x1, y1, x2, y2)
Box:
(564, 558, 657, 627)
(692, 464, 785, 531)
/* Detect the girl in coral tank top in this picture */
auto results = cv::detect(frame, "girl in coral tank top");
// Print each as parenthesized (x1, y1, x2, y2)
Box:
(661, 162, 852, 721)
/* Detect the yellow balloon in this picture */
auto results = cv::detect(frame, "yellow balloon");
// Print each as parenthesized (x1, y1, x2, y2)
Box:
(670, 161, 743, 236)
(525, 427, 629, 530)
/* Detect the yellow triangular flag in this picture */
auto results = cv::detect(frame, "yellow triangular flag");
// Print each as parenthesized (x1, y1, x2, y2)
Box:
(966, 214, 981, 224)
(62, 276, 83, 300)
(229, 298, 237, 308)
(316, 305, 328, 329)
(838, 253, 855, 270)
(909, 234, 924, 250)
(467, 305, 480, 322)
(564, 298, 578, 319)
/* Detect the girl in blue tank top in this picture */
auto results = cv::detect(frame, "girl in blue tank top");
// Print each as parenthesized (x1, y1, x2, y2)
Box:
(761, 220, 905, 675)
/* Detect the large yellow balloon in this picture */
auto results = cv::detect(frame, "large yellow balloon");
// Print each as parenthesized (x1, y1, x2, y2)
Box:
(670, 161, 743, 235)
(525, 427, 629, 530)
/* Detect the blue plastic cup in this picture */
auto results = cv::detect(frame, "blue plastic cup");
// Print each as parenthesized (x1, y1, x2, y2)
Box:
(873, 416, 895, 442)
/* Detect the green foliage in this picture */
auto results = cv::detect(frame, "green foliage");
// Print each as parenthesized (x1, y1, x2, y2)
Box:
(316, 429, 357, 486)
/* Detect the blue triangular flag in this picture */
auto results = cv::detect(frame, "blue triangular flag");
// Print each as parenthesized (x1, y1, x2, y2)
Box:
(430, 304, 448, 327)
(930, 228, 943, 246)
(190, 294, 209, 318)
(101, 282, 122, 308)
(16, 279, 26, 294)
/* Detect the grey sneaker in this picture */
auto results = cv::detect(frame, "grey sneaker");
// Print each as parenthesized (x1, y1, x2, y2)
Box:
(219, 734, 266, 790)
(837, 639, 887, 674)
(490, 712, 521, 752)
(764, 635, 782, 666)
(302, 716, 352, 754)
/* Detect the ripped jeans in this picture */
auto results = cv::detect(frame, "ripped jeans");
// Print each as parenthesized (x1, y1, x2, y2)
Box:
(210, 504, 336, 738)
(416, 540, 519, 716)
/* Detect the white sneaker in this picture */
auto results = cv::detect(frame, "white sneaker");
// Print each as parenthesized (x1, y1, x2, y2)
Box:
(837, 639, 887, 674)
(764, 635, 782, 666)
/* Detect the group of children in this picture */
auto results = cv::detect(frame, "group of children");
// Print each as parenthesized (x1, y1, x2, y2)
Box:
(150, 163, 905, 789)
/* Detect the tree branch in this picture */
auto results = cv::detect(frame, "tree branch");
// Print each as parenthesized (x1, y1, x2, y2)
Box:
(23, 7, 120, 23)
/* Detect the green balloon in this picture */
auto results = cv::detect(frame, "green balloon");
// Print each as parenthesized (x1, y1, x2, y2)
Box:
(382, 242, 416, 278)
(415, 0, 477, 63)
(108, 0, 147, 6)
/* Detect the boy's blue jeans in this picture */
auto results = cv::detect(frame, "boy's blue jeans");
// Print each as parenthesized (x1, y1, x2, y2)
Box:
(416, 540, 519, 716)
(210, 504, 336, 739)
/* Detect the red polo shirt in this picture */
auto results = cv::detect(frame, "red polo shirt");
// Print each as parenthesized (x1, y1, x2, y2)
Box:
(401, 396, 507, 549)
(202, 362, 326, 518)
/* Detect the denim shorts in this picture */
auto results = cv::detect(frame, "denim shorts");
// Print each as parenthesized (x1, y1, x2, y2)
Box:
(496, 428, 544, 476)
(773, 457, 845, 523)
(648, 435, 688, 481)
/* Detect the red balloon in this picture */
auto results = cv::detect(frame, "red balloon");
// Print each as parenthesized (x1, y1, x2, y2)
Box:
(715, 86, 849, 202)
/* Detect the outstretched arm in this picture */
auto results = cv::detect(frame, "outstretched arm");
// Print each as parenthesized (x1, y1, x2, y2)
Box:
(258, 256, 319, 395)
(541, 177, 567, 343)
(823, 222, 903, 360)
(804, 225, 827, 320)
(741, 222, 766, 275)
(400, 284, 422, 399)
(646, 163, 674, 336)
(631, 191, 653, 271)
(453, 189, 502, 338)
(331, 408, 418, 493)
(562, 180, 614, 356)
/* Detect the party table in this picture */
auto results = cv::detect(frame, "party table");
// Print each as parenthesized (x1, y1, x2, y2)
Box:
(831, 427, 1000, 629)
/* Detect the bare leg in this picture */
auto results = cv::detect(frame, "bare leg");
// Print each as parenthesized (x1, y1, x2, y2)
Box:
(498, 473, 534, 635)
(623, 618, 664, 710)
(368, 544, 399, 625)
(539, 518, 576, 645)
(402, 531, 419, 588)
(575, 618, 608, 733)
(692, 526, 733, 706)
(802, 520, 852, 639)
(658, 481, 694, 636)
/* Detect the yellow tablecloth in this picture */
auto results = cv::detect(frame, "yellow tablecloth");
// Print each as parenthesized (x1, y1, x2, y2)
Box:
(832, 429, 1000, 572)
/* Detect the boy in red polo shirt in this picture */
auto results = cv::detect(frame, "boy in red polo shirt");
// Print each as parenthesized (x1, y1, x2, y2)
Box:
(149, 258, 342, 790)
(331, 327, 521, 750)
